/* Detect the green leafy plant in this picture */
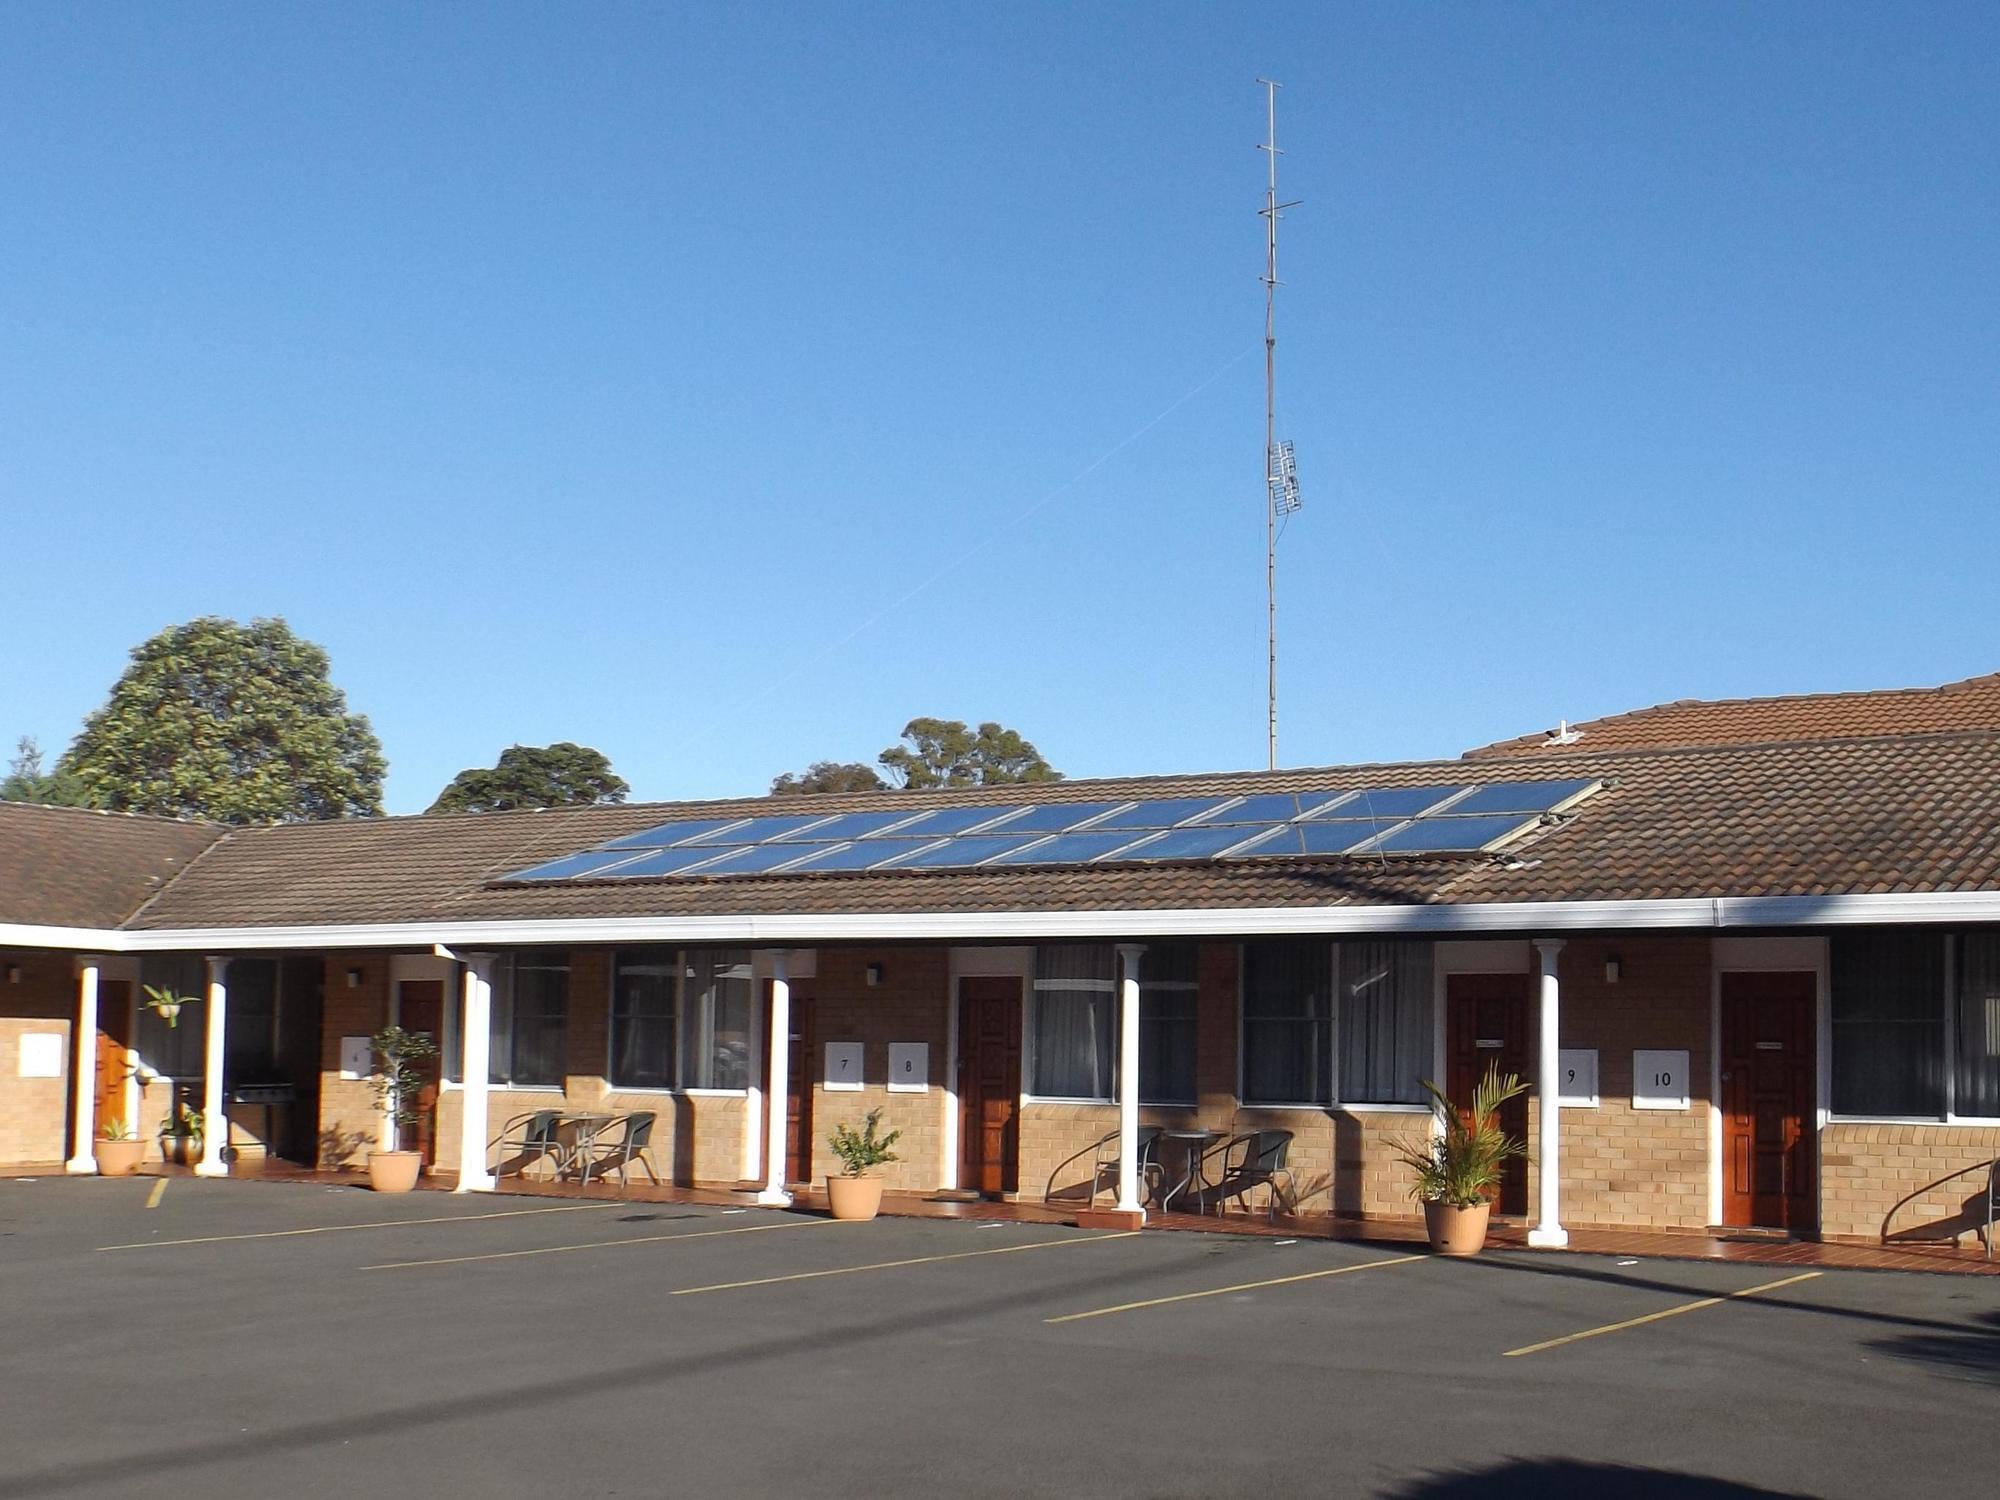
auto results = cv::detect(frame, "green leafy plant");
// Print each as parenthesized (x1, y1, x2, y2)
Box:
(1395, 1063, 1530, 1207)
(828, 1109, 901, 1178)
(96, 1118, 135, 1142)
(367, 1026, 438, 1152)
(158, 1100, 204, 1145)
(142, 984, 190, 1028)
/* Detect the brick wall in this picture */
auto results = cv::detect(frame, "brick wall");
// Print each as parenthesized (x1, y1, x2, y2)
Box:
(316, 954, 391, 1166)
(0, 953, 78, 1165)
(802, 946, 951, 1193)
(1533, 936, 1715, 1232)
(1821, 1123, 2000, 1243)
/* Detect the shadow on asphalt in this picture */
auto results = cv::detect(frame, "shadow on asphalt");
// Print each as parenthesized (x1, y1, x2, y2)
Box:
(1865, 1307, 2000, 1386)
(1379, 1458, 1813, 1498)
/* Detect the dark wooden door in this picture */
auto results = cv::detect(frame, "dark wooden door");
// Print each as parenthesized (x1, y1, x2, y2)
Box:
(1445, 972, 1530, 1216)
(396, 980, 445, 1166)
(780, 988, 815, 1185)
(957, 978, 1022, 1197)
(1721, 971, 1817, 1232)
(94, 980, 133, 1133)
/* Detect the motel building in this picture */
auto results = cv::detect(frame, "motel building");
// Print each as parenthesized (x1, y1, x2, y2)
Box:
(3, 674, 1999, 1254)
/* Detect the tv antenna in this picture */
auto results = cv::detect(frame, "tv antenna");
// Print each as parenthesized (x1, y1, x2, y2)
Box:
(1258, 78, 1302, 771)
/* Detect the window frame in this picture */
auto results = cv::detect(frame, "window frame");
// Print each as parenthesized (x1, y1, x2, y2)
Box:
(1235, 940, 1436, 1113)
(1823, 931, 2000, 1127)
(603, 945, 755, 1096)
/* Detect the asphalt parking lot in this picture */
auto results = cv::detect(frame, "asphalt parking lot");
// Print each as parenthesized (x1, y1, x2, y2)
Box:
(1, 1177, 1994, 1499)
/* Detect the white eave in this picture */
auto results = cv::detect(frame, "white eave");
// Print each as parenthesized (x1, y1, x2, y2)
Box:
(3, 887, 1998, 955)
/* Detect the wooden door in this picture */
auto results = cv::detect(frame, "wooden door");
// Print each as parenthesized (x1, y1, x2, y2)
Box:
(1445, 972, 1530, 1216)
(1721, 971, 1817, 1232)
(779, 988, 815, 1185)
(957, 977, 1022, 1197)
(395, 980, 446, 1166)
(93, 980, 134, 1133)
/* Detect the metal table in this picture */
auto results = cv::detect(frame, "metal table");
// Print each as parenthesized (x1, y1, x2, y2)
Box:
(1159, 1128, 1223, 1212)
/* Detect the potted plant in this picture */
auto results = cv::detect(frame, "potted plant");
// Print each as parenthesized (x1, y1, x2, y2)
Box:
(1396, 1062, 1530, 1257)
(92, 1118, 147, 1177)
(157, 1099, 205, 1167)
(141, 984, 190, 1028)
(365, 1024, 437, 1193)
(826, 1109, 901, 1221)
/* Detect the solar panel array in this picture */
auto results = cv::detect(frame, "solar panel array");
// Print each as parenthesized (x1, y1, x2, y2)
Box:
(499, 778, 1600, 884)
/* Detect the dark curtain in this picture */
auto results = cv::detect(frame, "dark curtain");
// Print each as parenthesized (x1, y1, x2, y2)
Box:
(1831, 932, 1945, 1117)
(1242, 940, 1332, 1105)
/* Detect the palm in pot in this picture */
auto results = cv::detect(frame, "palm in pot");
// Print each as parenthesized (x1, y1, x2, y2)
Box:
(1396, 1063, 1529, 1256)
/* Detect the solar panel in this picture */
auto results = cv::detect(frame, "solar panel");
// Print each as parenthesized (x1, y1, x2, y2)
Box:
(683, 843, 821, 875)
(864, 806, 1015, 840)
(597, 817, 750, 851)
(1448, 778, 1598, 816)
(1365, 814, 1541, 853)
(979, 802, 1129, 835)
(877, 835, 1039, 869)
(680, 814, 838, 846)
(1235, 821, 1390, 858)
(1192, 792, 1344, 825)
(987, 831, 1148, 866)
(1088, 797, 1235, 831)
(781, 840, 929, 872)
(500, 848, 653, 882)
(1121, 824, 1284, 861)
(766, 810, 915, 843)
(1303, 784, 1466, 820)
(598, 844, 743, 878)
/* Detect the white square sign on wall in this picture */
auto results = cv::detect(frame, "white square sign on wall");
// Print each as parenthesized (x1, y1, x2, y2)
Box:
(887, 1042, 928, 1093)
(1556, 1048, 1598, 1107)
(1633, 1049, 1691, 1110)
(823, 1041, 864, 1092)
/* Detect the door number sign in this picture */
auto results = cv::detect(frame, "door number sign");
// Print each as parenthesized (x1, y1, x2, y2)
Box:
(1632, 1049, 1691, 1110)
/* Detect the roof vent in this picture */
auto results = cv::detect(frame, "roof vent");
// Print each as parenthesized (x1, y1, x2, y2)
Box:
(1544, 720, 1584, 747)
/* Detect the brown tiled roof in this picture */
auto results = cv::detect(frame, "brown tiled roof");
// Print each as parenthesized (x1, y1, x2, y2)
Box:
(114, 729, 2000, 930)
(0, 804, 223, 929)
(1464, 671, 2000, 759)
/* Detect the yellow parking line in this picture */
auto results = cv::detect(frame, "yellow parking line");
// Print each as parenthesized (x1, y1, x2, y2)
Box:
(144, 1178, 167, 1210)
(362, 1215, 846, 1271)
(1503, 1270, 1823, 1357)
(98, 1201, 620, 1251)
(672, 1230, 1142, 1296)
(1045, 1252, 1422, 1324)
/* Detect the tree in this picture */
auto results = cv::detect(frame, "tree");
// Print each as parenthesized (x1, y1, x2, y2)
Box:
(429, 742, 629, 813)
(59, 617, 385, 824)
(769, 760, 888, 796)
(0, 736, 95, 807)
(878, 718, 1061, 790)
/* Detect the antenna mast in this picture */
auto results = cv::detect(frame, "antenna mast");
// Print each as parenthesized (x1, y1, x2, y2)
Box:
(1258, 79, 1302, 771)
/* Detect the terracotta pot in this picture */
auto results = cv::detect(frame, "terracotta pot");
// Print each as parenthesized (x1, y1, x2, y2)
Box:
(161, 1136, 201, 1168)
(367, 1151, 423, 1194)
(93, 1138, 147, 1177)
(1423, 1199, 1492, 1257)
(826, 1174, 884, 1221)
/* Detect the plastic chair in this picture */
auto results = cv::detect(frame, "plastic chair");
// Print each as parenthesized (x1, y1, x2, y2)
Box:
(576, 1111, 661, 1187)
(1042, 1126, 1165, 1208)
(489, 1109, 566, 1180)
(1204, 1130, 1295, 1221)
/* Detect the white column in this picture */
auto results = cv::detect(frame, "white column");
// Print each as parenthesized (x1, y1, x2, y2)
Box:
(1115, 943, 1146, 1218)
(456, 956, 497, 1191)
(65, 959, 102, 1173)
(758, 951, 793, 1206)
(195, 957, 230, 1177)
(1528, 938, 1567, 1248)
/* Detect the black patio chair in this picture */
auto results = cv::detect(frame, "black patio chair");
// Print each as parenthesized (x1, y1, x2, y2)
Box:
(1041, 1126, 1166, 1208)
(489, 1109, 566, 1180)
(576, 1111, 662, 1188)
(1203, 1129, 1295, 1221)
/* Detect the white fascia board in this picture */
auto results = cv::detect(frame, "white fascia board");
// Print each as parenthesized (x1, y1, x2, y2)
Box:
(7, 888, 1998, 956)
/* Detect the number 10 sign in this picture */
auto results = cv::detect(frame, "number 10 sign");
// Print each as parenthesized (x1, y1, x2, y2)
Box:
(1632, 1049, 1691, 1110)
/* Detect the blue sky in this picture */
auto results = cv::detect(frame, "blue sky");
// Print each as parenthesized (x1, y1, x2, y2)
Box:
(3, 4, 1996, 814)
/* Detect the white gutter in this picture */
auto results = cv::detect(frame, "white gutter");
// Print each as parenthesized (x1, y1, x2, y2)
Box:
(4, 888, 1997, 955)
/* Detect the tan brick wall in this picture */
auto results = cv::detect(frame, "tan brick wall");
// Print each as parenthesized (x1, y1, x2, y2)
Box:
(804, 946, 951, 1192)
(316, 953, 392, 1166)
(1821, 1123, 2000, 1243)
(1531, 936, 1715, 1232)
(0, 953, 77, 1164)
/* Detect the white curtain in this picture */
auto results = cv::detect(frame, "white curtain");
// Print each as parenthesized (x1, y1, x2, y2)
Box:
(1033, 945, 1115, 1099)
(1336, 940, 1433, 1104)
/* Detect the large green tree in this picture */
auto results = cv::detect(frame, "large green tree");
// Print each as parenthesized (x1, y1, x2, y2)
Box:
(429, 743, 629, 813)
(60, 617, 386, 824)
(0, 736, 95, 807)
(769, 760, 888, 796)
(772, 719, 1061, 794)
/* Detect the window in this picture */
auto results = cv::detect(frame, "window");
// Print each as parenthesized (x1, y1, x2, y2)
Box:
(451, 951, 572, 1088)
(1831, 933, 1945, 1117)
(1138, 945, 1198, 1105)
(1335, 940, 1433, 1105)
(1957, 934, 2000, 1119)
(134, 955, 207, 1080)
(607, 946, 752, 1091)
(224, 958, 279, 1082)
(1031, 945, 1116, 1099)
(1241, 940, 1333, 1105)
